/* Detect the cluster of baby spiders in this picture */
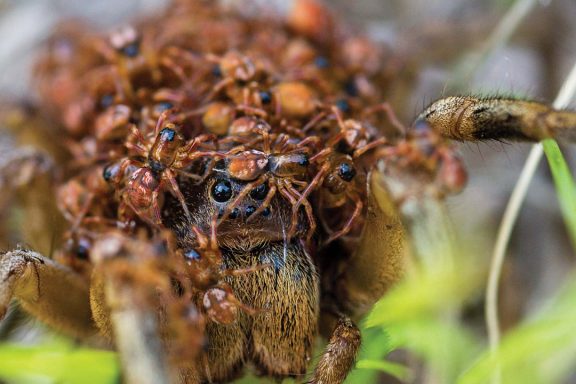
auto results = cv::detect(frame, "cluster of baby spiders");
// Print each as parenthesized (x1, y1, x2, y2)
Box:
(25, 0, 470, 372)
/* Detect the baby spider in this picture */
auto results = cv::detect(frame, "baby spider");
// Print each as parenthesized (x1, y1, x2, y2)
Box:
(292, 105, 393, 242)
(379, 119, 468, 199)
(104, 110, 222, 227)
(177, 221, 265, 325)
(216, 126, 318, 241)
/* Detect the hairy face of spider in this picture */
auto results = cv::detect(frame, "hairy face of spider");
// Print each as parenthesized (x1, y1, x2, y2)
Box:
(162, 173, 309, 250)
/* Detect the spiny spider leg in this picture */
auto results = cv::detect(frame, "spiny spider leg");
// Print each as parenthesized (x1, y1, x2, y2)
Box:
(324, 191, 363, 245)
(163, 168, 192, 223)
(363, 102, 406, 135)
(352, 137, 388, 157)
(246, 180, 277, 223)
(283, 180, 316, 242)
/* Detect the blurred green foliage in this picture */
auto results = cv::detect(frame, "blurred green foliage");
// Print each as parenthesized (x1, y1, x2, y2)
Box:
(0, 341, 119, 384)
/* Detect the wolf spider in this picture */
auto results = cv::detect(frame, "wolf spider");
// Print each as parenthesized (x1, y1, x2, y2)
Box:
(2, 1, 576, 384)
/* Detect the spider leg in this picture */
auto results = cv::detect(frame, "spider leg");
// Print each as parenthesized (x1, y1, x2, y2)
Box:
(221, 263, 270, 277)
(288, 166, 328, 237)
(283, 180, 316, 242)
(302, 111, 328, 133)
(163, 169, 192, 223)
(174, 169, 203, 182)
(126, 125, 149, 156)
(419, 96, 576, 142)
(324, 191, 363, 245)
(310, 315, 361, 384)
(153, 109, 173, 137)
(276, 180, 299, 228)
(364, 101, 406, 135)
(159, 56, 188, 84)
(246, 180, 277, 223)
(295, 163, 330, 208)
(279, 181, 312, 241)
(70, 192, 95, 231)
(236, 104, 268, 117)
(204, 78, 233, 102)
(0, 249, 95, 338)
(310, 147, 333, 162)
(294, 135, 321, 150)
(353, 136, 388, 158)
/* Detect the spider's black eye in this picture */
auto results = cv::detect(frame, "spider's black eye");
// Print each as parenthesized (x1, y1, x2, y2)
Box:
(212, 64, 222, 77)
(298, 155, 309, 167)
(261, 207, 271, 217)
(156, 101, 173, 113)
(336, 99, 350, 113)
(184, 249, 201, 262)
(102, 166, 114, 181)
(102, 163, 120, 182)
(121, 42, 140, 57)
(314, 56, 329, 68)
(250, 183, 269, 200)
(160, 127, 176, 142)
(99, 94, 114, 109)
(229, 208, 240, 219)
(76, 242, 90, 260)
(338, 162, 356, 182)
(344, 79, 358, 97)
(259, 91, 272, 105)
(245, 205, 256, 217)
(211, 179, 233, 202)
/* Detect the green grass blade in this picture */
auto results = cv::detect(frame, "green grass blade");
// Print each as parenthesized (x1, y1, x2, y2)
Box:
(459, 276, 576, 384)
(542, 139, 576, 249)
(0, 343, 120, 384)
(356, 359, 410, 382)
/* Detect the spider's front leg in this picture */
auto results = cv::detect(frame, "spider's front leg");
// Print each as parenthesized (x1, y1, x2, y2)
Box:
(420, 96, 576, 142)
(310, 315, 361, 384)
(330, 170, 407, 319)
(0, 249, 96, 338)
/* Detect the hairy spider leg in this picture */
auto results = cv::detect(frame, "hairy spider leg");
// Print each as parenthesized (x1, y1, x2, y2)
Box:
(324, 190, 364, 244)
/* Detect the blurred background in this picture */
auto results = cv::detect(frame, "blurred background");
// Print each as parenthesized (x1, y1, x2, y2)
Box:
(0, 0, 575, 383)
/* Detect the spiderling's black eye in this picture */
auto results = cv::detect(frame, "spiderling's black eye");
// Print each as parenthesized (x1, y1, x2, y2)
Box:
(155, 101, 173, 112)
(212, 64, 222, 77)
(121, 42, 140, 57)
(159, 128, 176, 142)
(259, 91, 272, 105)
(336, 99, 350, 113)
(184, 249, 201, 262)
(76, 242, 89, 260)
(314, 56, 329, 68)
(298, 155, 309, 167)
(250, 183, 269, 200)
(338, 162, 356, 182)
(344, 79, 358, 97)
(99, 94, 114, 109)
(211, 179, 233, 202)
(102, 166, 113, 181)
(103, 163, 120, 182)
